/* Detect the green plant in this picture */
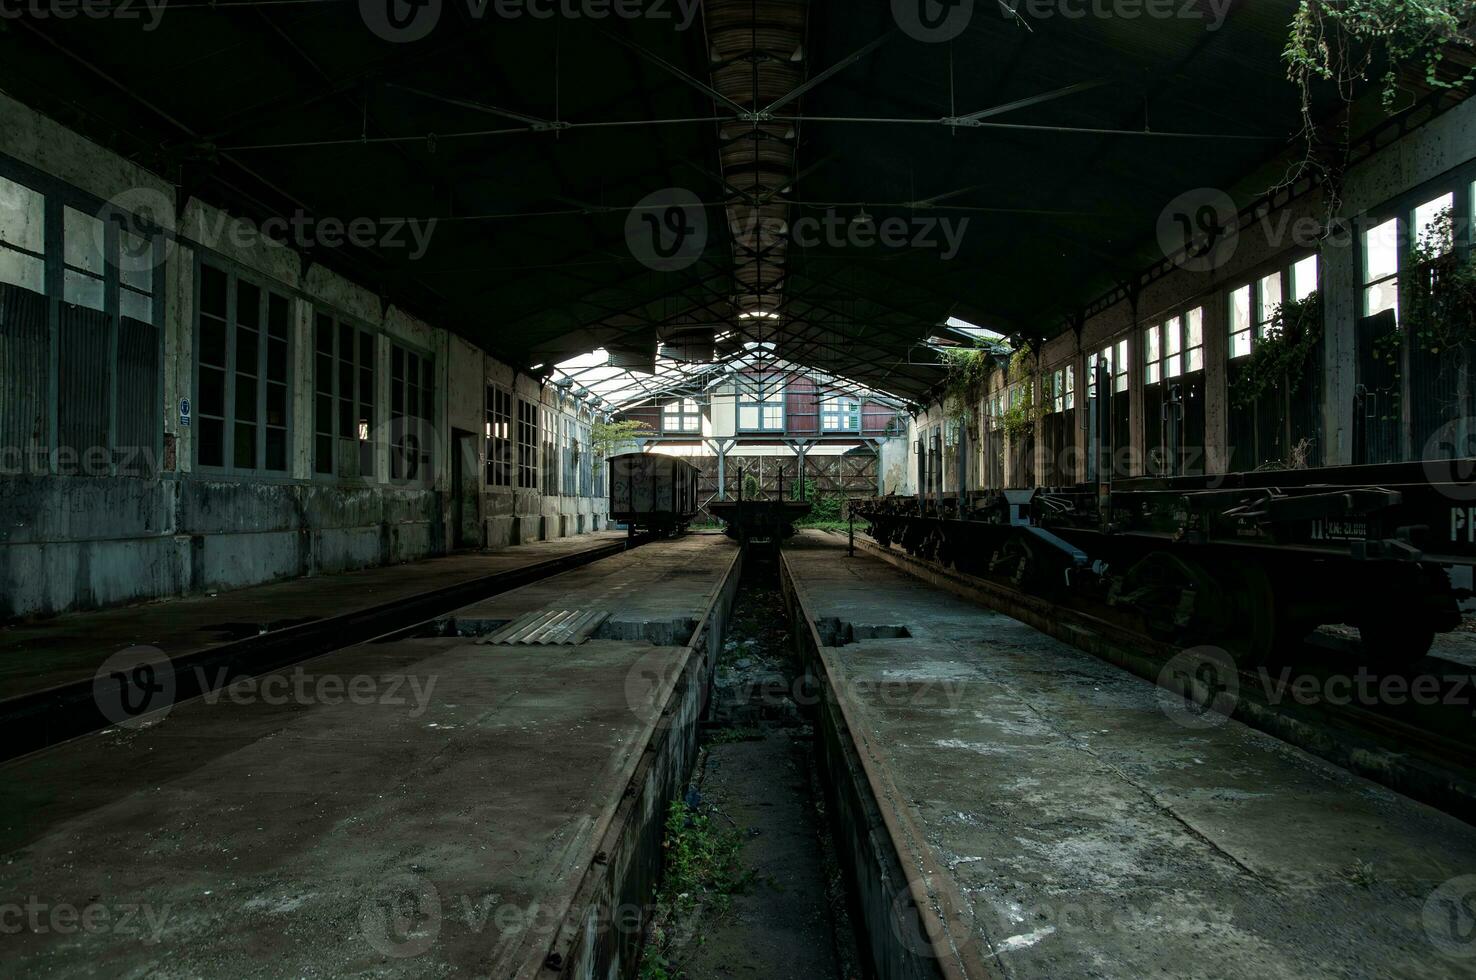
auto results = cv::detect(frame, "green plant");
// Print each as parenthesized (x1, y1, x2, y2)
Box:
(1230, 291, 1325, 409)
(939, 339, 1008, 421)
(997, 351, 1045, 438)
(741, 472, 760, 499)
(1283, 1, 1476, 201)
(1406, 205, 1476, 356)
(592, 418, 652, 470)
(637, 800, 750, 979)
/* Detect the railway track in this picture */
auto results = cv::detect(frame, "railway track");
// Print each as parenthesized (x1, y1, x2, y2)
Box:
(0, 537, 636, 763)
(840, 530, 1476, 825)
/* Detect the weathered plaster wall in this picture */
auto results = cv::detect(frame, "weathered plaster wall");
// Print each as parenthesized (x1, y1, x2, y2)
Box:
(0, 92, 607, 620)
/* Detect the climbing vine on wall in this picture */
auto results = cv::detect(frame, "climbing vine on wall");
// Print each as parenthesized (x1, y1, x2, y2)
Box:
(939, 341, 1006, 422)
(1282, 1, 1476, 201)
(1230, 292, 1325, 409)
(1405, 205, 1476, 356)
(1000, 349, 1045, 439)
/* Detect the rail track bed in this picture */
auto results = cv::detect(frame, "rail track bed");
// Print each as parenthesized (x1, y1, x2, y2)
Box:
(781, 530, 1476, 978)
(0, 534, 743, 978)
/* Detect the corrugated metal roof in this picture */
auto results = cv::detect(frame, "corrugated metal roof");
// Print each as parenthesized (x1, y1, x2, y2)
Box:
(479, 609, 611, 646)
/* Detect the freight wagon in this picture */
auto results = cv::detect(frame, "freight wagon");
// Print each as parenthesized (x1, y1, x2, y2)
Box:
(608, 452, 701, 536)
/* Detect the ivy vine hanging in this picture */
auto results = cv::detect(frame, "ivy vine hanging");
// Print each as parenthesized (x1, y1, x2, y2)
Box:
(1282, 1, 1476, 202)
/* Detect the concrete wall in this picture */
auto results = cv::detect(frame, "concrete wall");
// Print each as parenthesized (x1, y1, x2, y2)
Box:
(0, 92, 607, 620)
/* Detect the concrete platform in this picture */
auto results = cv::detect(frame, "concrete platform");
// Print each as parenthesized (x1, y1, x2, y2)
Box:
(781, 531, 1476, 980)
(0, 532, 627, 702)
(0, 533, 741, 978)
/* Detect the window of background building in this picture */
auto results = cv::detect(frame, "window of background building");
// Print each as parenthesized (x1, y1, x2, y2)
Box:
(1049, 365, 1075, 413)
(0, 174, 45, 293)
(1, 172, 163, 477)
(738, 374, 784, 431)
(1231, 255, 1319, 361)
(1364, 217, 1400, 319)
(821, 395, 861, 432)
(1148, 308, 1204, 382)
(662, 397, 701, 433)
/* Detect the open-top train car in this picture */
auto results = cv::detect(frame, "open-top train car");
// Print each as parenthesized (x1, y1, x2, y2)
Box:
(854, 372, 1475, 664)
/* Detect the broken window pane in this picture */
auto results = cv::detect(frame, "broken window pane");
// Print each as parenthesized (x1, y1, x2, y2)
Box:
(1292, 254, 1319, 301)
(63, 268, 104, 311)
(0, 175, 45, 255)
(1413, 193, 1455, 257)
(63, 207, 104, 275)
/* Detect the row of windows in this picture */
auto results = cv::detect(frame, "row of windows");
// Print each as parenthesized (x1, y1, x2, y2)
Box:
(0, 168, 588, 491)
(662, 391, 867, 433)
(195, 262, 437, 483)
(1362, 183, 1474, 320)
(487, 386, 592, 495)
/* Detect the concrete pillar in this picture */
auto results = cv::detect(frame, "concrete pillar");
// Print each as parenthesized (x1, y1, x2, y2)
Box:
(289, 296, 314, 481)
(707, 438, 734, 500)
(163, 243, 194, 475)
(1323, 216, 1358, 466)
(1203, 285, 1230, 475)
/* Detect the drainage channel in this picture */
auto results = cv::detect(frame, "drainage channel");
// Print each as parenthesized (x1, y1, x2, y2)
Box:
(634, 545, 862, 980)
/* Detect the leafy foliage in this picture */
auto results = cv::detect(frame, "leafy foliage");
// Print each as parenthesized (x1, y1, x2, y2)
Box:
(1283, 1, 1476, 201)
(939, 340, 1008, 421)
(795, 478, 846, 527)
(1362, 208, 1476, 423)
(1231, 292, 1324, 409)
(1406, 205, 1476, 356)
(638, 800, 750, 980)
(592, 418, 652, 470)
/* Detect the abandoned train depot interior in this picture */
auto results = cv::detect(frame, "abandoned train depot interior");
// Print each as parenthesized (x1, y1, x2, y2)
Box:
(5, 1, 1476, 977)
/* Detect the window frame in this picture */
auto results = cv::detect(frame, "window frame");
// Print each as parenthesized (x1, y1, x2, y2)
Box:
(820, 394, 862, 432)
(1357, 168, 1476, 324)
(312, 310, 378, 482)
(661, 397, 702, 434)
(1228, 252, 1320, 362)
(1086, 342, 1115, 400)
(517, 397, 539, 490)
(1048, 364, 1076, 414)
(1146, 306, 1206, 383)
(737, 373, 785, 432)
(541, 405, 557, 495)
(193, 258, 293, 476)
(486, 384, 514, 489)
(0, 156, 166, 477)
(387, 338, 435, 486)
